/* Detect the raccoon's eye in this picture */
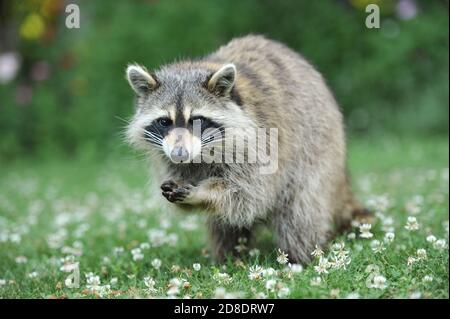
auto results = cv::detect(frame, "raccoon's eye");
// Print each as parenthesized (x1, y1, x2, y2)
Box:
(157, 117, 172, 127)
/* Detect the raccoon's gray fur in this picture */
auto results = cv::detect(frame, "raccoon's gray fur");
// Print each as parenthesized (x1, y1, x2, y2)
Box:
(125, 35, 371, 263)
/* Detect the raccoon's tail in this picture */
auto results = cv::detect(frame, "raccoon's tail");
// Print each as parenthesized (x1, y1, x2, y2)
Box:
(335, 175, 374, 233)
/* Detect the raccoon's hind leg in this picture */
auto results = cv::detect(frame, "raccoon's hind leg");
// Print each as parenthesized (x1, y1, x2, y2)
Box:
(207, 216, 252, 261)
(273, 194, 331, 264)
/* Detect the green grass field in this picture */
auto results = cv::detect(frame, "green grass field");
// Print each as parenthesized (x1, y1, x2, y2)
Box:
(0, 136, 448, 299)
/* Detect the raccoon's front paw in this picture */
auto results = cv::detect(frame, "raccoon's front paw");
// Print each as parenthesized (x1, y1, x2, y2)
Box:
(161, 180, 193, 203)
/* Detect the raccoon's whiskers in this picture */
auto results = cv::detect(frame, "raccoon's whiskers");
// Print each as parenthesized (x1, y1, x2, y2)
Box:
(143, 131, 163, 147)
(115, 115, 131, 125)
(200, 126, 225, 142)
(144, 131, 163, 142)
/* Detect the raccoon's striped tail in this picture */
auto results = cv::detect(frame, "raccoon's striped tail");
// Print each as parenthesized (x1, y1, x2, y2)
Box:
(335, 203, 374, 235)
(352, 207, 375, 224)
(335, 180, 375, 234)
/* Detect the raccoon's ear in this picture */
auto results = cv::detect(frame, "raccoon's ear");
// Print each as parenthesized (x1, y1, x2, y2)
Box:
(126, 64, 158, 96)
(207, 63, 236, 96)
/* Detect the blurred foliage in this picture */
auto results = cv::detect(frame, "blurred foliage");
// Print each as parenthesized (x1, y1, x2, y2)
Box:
(0, 0, 448, 159)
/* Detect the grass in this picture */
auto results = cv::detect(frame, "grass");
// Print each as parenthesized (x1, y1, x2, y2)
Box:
(0, 135, 448, 299)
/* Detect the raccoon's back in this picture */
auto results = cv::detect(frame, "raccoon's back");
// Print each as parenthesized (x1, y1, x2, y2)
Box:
(207, 35, 340, 121)
(206, 35, 344, 160)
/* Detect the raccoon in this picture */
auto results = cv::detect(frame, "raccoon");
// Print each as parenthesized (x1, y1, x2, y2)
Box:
(125, 35, 371, 263)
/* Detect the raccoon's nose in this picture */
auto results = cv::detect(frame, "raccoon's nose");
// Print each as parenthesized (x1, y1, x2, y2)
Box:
(170, 146, 190, 163)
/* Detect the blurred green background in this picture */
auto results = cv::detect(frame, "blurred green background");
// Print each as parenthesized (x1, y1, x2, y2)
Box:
(0, 0, 448, 160)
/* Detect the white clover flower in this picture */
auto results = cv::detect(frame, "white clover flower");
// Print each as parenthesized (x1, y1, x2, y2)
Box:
(86, 275, 101, 292)
(422, 275, 433, 283)
(131, 250, 143, 261)
(159, 218, 171, 229)
(347, 232, 356, 240)
(15, 256, 28, 264)
(365, 264, 380, 275)
(248, 265, 263, 280)
(370, 275, 387, 289)
(329, 288, 340, 298)
(359, 223, 373, 239)
(288, 263, 303, 274)
(131, 248, 144, 261)
(151, 258, 162, 269)
(380, 216, 394, 230)
(61, 242, 83, 257)
(407, 256, 417, 266)
(434, 239, 447, 250)
(443, 220, 449, 235)
(262, 267, 278, 278)
(255, 292, 267, 299)
(64, 277, 74, 287)
(213, 273, 233, 285)
(265, 279, 277, 292)
(167, 233, 179, 246)
(9, 233, 21, 243)
(370, 240, 385, 253)
(166, 277, 183, 296)
(416, 248, 427, 260)
(277, 287, 290, 298)
(213, 287, 227, 299)
(310, 276, 322, 286)
(0, 233, 8, 243)
(60, 261, 79, 273)
(167, 285, 180, 297)
(405, 195, 423, 215)
(113, 246, 124, 255)
(147, 229, 168, 247)
(331, 242, 350, 259)
(314, 257, 331, 274)
(140, 242, 150, 250)
(351, 219, 361, 228)
(330, 253, 351, 270)
(346, 292, 360, 299)
(171, 265, 181, 273)
(329, 243, 351, 270)
(179, 215, 199, 231)
(28, 271, 39, 279)
(382, 226, 395, 233)
(85, 272, 95, 279)
(331, 242, 345, 251)
(234, 237, 248, 253)
(384, 232, 395, 244)
(442, 168, 449, 182)
(409, 291, 422, 299)
(249, 248, 260, 257)
(97, 285, 111, 298)
(193, 263, 201, 271)
(46, 231, 67, 249)
(110, 277, 118, 285)
(366, 194, 391, 212)
(144, 276, 157, 294)
(426, 235, 437, 243)
(137, 219, 147, 229)
(0, 279, 6, 286)
(169, 277, 182, 287)
(405, 216, 420, 231)
(214, 287, 243, 299)
(276, 249, 289, 264)
(311, 245, 324, 258)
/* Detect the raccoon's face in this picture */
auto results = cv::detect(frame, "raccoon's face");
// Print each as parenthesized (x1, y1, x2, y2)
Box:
(125, 62, 250, 164)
